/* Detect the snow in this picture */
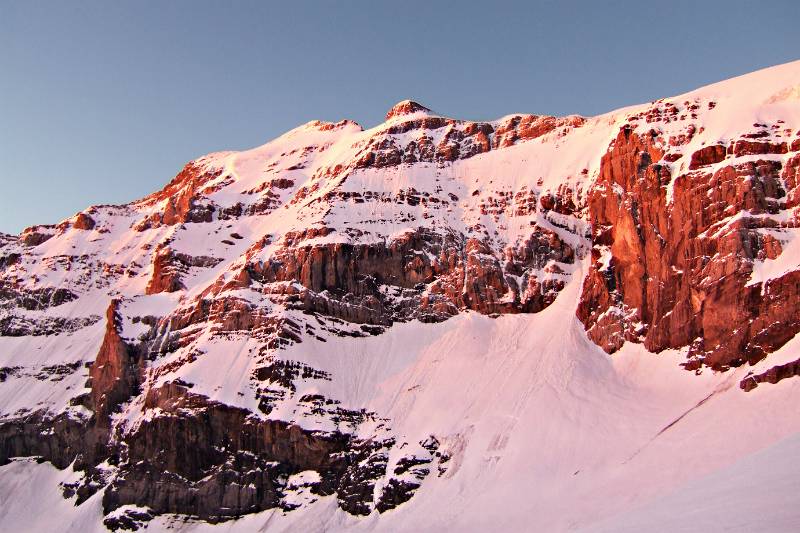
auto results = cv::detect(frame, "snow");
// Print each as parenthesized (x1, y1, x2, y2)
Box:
(2, 59, 800, 531)
(585, 431, 800, 532)
(4, 267, 800, 531)
(0, 459, 107, 533)
(0, 319, 105, 420)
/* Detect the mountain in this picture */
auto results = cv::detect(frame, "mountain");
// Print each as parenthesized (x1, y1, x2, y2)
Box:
(2, 61, 800, 532)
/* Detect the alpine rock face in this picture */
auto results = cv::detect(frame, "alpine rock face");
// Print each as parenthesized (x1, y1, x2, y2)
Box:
(2, 62, 800, 532)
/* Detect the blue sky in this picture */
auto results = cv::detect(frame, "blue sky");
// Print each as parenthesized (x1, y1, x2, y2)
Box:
(1, 1, 798, 234)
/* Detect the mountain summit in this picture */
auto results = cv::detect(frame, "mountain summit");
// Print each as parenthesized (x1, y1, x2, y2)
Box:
(384, 99, 433, 120)
(2, 61, 800, 531)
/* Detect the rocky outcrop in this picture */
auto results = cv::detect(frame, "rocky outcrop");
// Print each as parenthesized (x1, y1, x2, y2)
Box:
(781, 153, 800, 208)
(492, 114, 585, 149)
(104, 382, 352, 520)
(0, 298, 434, 522)
(732, 139, 788, 157)
(145, 246, 223, 294)
(134, 162, 222, 231)
(0, 282, 84, 336)
(578, 125, 798, 368)
(740, 357, 800, 391)
(0, 282, 77, 311)
(688, 144, 727, 169)
(0, 251, 19, 271)
(89, 300, 143, 424)
(145, 246, 183, 294)
(73, 212, 96, 230)
(349, 107, 585, 171)
(385, 100, 432, 120)
(245, 226, 574, 325)
(19, 225, 56, 246)
(0, 410, 88, 470)
(0, 353, 423, 523)
(0, 314, 100, 337)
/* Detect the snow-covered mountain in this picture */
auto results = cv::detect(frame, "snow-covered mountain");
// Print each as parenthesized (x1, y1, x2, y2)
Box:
(2, 61, 800, 532)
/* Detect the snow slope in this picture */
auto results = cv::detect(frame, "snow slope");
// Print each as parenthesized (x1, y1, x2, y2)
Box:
(3, 267, 800, 531)
(2, 60, 800, 531)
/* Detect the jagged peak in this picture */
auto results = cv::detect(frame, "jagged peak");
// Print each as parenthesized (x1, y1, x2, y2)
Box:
(385, 100, 434, 121)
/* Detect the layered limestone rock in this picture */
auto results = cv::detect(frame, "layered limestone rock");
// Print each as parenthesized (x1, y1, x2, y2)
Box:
(741, 356, 800, 391)
(578, 123, 800, 369)
(2, 63, 800, 527)
(145, 245, 223, 294)
(133, 161, 223, 231)
(103, 382, 352, 520)
(350, 107, 585, 171)
(1, 301, 449, 522)
(243, 225, 574, 325)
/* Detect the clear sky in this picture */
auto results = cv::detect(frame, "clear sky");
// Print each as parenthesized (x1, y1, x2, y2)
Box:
(1, 1, 798, 234)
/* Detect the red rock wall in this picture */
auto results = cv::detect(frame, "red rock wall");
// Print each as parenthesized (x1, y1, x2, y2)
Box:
(579, 126, 800, 369)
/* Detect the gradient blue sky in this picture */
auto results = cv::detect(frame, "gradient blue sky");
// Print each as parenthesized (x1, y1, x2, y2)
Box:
(1, 1, 798, 234)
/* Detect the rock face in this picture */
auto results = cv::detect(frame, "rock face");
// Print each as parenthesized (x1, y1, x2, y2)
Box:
(2, 308, 448, 521)
(578, 119, 800, 369)
(133, 162, 222, 231)
(89, 300, 142, 424)
(247, 225, 574, 325)
(103, 383, 351, 519)
(740, 356, 800, 391)
(2, 61, 800, 527)
(385, 100, 432, 120)
(72, 213, 95, 230)
(145, 246, 223, 294)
